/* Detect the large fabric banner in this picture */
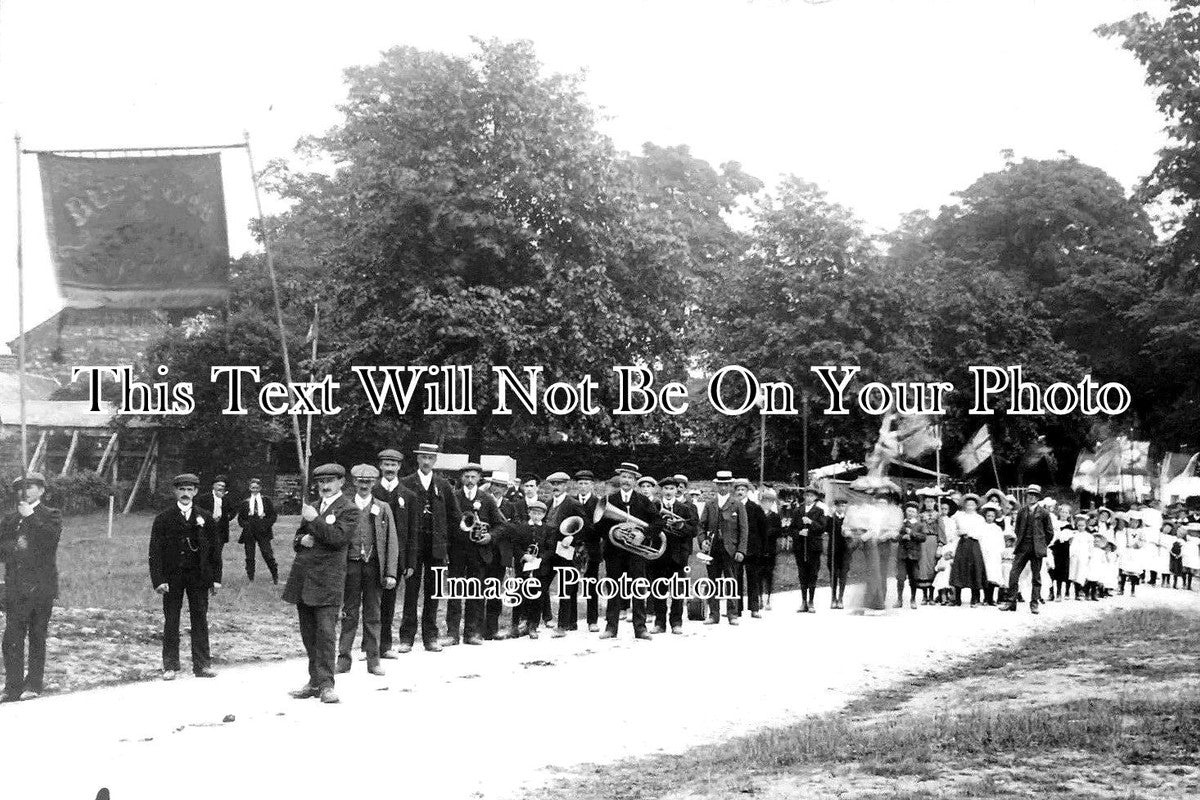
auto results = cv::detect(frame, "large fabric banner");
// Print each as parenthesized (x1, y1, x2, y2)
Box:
(38, 153, 230, 308)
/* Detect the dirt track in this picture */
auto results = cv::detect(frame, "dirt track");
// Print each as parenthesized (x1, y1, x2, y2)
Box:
(3, 585, 1196, 800)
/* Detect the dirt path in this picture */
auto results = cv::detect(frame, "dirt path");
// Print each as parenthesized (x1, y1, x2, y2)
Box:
(3, 585, 1195, 800)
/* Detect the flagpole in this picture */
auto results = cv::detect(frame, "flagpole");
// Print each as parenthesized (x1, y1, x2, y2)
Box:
(934, 424, 942, 491)
(243, 130, 308, 480)
(304, 302, 318, 466)
(15, 132, 28, 472)
(990, 451, 1002, 490)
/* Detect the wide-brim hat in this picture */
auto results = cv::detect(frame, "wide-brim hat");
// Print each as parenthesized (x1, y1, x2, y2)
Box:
(615, 462, 641, 478)
(459, 462, 484, 475)
(714, 470, 734, 483)
(412, 443, 440, 457)
(312, 463, 346, 479)
(377, 448, 404, 462)
(980, 501, 1002, 515)
(940, 495, 960, 515)
(489, 471, 512, 487)
(350, 464, 381, 479)
(915, 486, 941, 498)
(960, 492, 981, 506)
(173, 473, 200, 487)
(1096, 506, 1113, 518)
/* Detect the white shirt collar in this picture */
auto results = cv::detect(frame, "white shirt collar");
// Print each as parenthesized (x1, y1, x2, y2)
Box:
(620, 489, 633, 503)
(178, 502, 192, 519)
(354, 493, 372, 510)
(717, 494, 728, 508)
(463, 487, 476, 501)
(320, 492, 341, 513)
(552, 494, 565, 507)
(418, 471, 433, 490)
(380, 476, 399, 491)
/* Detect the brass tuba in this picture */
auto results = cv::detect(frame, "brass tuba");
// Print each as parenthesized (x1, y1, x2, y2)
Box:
(593, 497, 666, 560)
(460, 511, 491, 543)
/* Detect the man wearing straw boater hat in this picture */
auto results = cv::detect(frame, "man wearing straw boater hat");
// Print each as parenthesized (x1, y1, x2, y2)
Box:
(697, 470, 748, 624)
(372, 447, 417, 659)
(282, 463, 357, 703)
(1001, 484, 1056, 614)
(148, 473, 222, 683)
(596, 462, 663, 640)
(1, 473, 62, 702)
(399, 443, 461, 652)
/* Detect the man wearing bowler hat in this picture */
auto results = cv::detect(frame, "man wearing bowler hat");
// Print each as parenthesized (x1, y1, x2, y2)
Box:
(595, 462, 663, 640)
(1001, 484, 1057, 614)
(337, 464, 399, 676)
(1, 473, 63, 701)
(148, 474, 222, 681)
(282, 463, 357, 703)
(399, 444, 461, 652)
(372, 448, 417, 658)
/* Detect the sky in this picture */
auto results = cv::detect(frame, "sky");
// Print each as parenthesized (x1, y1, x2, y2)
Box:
(0, 0, 1172, 349)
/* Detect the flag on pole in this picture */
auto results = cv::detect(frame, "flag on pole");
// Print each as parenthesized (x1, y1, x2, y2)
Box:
(896, 415, 940, 460)
(956, 425, 993, 475)
(1092, 436, 1151, 476)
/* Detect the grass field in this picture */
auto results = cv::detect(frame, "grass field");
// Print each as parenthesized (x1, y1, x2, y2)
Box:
(529, 605, 1200, 800)
(2, 511, 803, 694)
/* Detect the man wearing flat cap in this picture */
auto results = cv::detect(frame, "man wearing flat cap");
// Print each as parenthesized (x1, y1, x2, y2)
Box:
(399, 444, 461, 652)
(1001, 484, 1056, 614)
(445, 462, 508, 645)
(596, 462, 663, 640)
(372, 448, 418, 658)
(148, 474, 222, 682)
(735, 478, 768, 617)
(542, 471, 586, 635)
(570, 470, 602, 630)
(195, 474, 235, 554)
(282, 463, 357, 703)
(236, 478, 278, 583)
(1, 473, 63, 702)
(337, 465, 399, 676)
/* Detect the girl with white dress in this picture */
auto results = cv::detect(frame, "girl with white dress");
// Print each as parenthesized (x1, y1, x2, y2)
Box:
(1068, 514, 1092, 598)
(977, 502, 1006, 605)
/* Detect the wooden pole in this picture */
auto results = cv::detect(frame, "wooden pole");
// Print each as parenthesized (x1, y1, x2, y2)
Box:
(15, 133, 28, 472)
(304, 302, 318, 466)
(123, 431, 158, 514)
(29, 430, 47, 472)
(96, 432, 118, 474)
(244, 131, 308, 480)
(990, 451, 1003, 491)
(106, 495, 115, 539)
(60, 429, 80, 476)
(800, 386, 809, 485)
(934, 424, 942, 491)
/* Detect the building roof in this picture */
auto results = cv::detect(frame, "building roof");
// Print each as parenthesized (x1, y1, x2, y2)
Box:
(0, 400, 117, 429)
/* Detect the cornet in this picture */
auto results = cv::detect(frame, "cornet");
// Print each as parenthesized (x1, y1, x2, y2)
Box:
(592, 497, 666, 560)
(660, 508, 687, 532)
(460, 511, 491, 543)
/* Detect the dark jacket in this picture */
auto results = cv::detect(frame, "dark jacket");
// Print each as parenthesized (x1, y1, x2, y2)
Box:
(455, 488, 511, 568)
(372, 479, 419, 574)
(195, 491, 235, 545)
(595, 490, 664, 558)
(763, 510, 783, 564)
(346, 495, 400, 587)
(575, 493, 601, 556)
(0, 503, 63, 599)
(506, 521, 558, 579)
(1014, 503, 1055, 557)
(896, 517, 929, 561)
(401, 471, 461, 561)
(826, 512, 850, 573)
(544, 494, 587, 566)
(148, 505, 222, 589)
(657, 498, 698, 567)
(236, 494, 277, 543)
(743, 500, 769, 559)
(790, 502, 826, 563)
(281, 493, 357, 607)
(699, 495, 749, 558)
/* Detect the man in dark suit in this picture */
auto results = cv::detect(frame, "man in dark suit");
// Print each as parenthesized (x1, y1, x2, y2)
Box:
(792, 485, 827, 613)
(399, 443, 461, 652)
(735, 479, 768, 617)
(542, 471, 586, 636)
(596, 462, 663, 640)
(826, 497, 851, 609)
(698, 471, 748, 624)
(510, 473, 540, 525)
(236, 477, 278, 583)
(1002, 484, 1056, 614)
(195, 474, 234, 552)
(504, 501, 557, 638)
(372, 447, 417, 659)
(649, 476, 697, 635)
(337, 465, 399, 676)
(282, 463, 357, 703)
(148, 473, 222, 681)
(572, 470, 602, 631)
(1, 473, 62, 702)
(444, 462, 508, 646)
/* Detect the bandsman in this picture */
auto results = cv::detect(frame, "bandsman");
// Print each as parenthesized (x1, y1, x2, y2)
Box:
(649, 476, 697, 634)
(596, 462, 663, 639)
(445, 463, 508, 645)
(399, 444, 461, 652)
(543, 471, 586, 636)
(573, 470, 602, 631)
(697, 470, 748, 625)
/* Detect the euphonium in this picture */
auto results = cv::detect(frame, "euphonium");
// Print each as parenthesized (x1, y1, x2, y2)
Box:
(460, 511, 491, 543)
(592, 497, 666, 560)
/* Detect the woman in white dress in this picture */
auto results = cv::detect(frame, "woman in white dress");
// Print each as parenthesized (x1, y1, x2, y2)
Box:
(1067, 513, 1092, 599)
(1181, 524, 1200, 591)
(977, 501, 1006, 605)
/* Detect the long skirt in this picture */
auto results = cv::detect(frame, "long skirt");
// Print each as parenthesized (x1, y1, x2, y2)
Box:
(1050, 542, 1072, 582)
(950, 537, 986, 591)
(916, 533, 939, 585)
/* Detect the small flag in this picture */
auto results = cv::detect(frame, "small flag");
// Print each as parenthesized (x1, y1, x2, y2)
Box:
(956, 425, 993, 475)
(896, 415, 940, 460)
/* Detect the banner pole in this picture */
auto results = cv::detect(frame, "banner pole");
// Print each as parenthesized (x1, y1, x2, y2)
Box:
(990, 451, 1002, 491)
(243, 130, 308, 481)
(15, 132, 28, 472)
(304, 302, 318, 464)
